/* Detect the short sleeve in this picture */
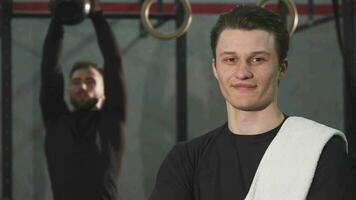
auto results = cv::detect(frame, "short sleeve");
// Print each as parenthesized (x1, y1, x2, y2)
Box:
(149, 143, 194, 200)
(307, 135, 350, 200)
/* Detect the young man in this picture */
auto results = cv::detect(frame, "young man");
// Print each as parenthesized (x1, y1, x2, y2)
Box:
(149, 5, 349, 200)
(40, 1, 126, 199)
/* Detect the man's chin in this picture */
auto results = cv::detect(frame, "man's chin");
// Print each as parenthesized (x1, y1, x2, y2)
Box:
(71, 98, 98, 111)
(232, 102, 270, 112)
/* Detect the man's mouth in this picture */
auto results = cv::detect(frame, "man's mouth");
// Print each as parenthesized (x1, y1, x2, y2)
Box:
(232, 83, 257, 91)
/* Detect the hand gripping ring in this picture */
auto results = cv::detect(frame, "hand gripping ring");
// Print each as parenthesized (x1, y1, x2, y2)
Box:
(140, 0, 192, 40)
(258, 0, 299, 37)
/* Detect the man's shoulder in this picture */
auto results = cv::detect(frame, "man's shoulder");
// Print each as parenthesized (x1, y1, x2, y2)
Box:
(182, 123, 225, 148)
(282, 116, 347, 149)
(171, 123, 226, 163)
(285, 116, 343, 134)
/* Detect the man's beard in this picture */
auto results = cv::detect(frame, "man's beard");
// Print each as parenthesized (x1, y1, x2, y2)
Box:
(70, 97, 98, 111)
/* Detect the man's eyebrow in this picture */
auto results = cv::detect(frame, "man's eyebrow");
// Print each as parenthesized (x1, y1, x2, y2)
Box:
(218, 51, 237, 57)
(71, 77, 81, 81)
(218, 51, 271, 57)
(251, 51, 271, 56)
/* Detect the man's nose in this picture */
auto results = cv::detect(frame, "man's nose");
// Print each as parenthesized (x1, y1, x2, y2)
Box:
(79, 83, 88, 90)
(234, 62, 253, 80)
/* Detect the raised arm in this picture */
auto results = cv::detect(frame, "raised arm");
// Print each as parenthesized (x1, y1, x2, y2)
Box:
(40, 20, 69, 124)
(89, 2, 127, 122)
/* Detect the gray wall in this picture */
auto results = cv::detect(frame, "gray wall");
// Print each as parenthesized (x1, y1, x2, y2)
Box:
(2, 0, 347, 199)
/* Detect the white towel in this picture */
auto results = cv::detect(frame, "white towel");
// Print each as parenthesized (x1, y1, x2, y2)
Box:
(245, 116, 347, 200)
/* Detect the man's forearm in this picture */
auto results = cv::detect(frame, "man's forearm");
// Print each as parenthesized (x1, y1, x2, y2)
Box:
(90, 11, 126, 120)
(41, 20, 64, 75)
(90, 11, 122, 68)
(40, 20, 67, 119)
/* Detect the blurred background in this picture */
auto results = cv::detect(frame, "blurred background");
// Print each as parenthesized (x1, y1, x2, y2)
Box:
(1, 0, 355, 199)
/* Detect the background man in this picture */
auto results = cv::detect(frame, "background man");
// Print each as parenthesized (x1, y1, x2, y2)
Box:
(40, 0, 126, 199)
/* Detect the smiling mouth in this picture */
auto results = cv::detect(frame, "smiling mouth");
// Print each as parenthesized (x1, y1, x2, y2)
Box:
(232, 84, 257, 91)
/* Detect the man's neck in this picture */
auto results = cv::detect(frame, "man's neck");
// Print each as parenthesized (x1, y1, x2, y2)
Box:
(227, 102, 285, 135)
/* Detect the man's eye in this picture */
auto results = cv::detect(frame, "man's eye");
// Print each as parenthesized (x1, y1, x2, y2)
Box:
(71, 79, 81, 85)
(250, 57, 265, 64)
(86, 79, 96, 85)
(223, 57, 237, 64)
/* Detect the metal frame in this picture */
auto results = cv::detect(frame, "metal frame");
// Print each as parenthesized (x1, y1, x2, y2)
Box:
(1, 0, 13, 199)
(342, 0, 356, 163)
(342, 2, 356, 198)
(12, 12, 175, 19)
(175, 0, 188, 142)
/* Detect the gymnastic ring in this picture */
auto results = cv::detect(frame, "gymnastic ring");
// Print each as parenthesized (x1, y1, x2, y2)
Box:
(140, 0, 192, 40)
(258, 0, 299, 37)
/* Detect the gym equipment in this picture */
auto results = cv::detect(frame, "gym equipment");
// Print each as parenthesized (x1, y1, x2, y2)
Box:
(140, 0, 192, 40)
(50, 0, 91, 25)
(258, 0, 299, 36)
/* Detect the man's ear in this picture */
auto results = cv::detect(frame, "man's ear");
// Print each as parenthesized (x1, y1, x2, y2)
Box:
(279, 59, 288, 80)
(212, 58, 219, 80)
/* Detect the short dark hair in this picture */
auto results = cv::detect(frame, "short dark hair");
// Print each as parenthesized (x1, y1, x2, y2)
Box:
(69, 61, 103, 78)
(210, 5, 289, 63)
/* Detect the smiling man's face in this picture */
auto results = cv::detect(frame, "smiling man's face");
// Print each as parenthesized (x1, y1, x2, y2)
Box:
(212, 28, 287, 112)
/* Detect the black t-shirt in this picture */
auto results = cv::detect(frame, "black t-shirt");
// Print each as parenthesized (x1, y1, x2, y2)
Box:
(150, 118, 350, 200)
(226, 119, 282, 197)
(40, 11, 126, 200)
